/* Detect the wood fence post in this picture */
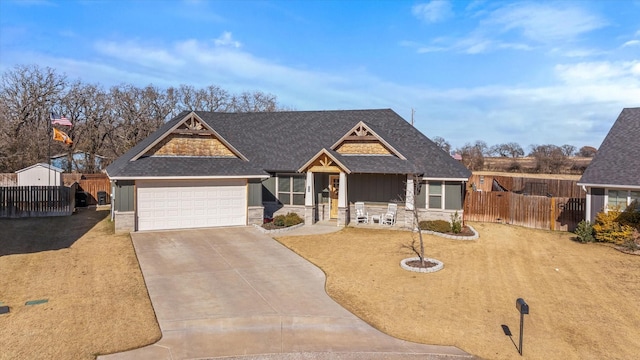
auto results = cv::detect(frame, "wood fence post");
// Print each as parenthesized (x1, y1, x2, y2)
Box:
(550, 197, 556, 231)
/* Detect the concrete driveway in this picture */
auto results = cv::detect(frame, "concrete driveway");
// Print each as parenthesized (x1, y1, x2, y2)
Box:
(99, 227, 474, 360)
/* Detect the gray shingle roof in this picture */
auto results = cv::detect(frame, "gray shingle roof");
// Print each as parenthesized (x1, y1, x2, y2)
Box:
(107, 109, 471, 180)
(578, 107, 640, 187)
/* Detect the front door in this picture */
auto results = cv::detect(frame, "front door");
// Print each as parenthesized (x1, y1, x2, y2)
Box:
(329, 175, 339, 218)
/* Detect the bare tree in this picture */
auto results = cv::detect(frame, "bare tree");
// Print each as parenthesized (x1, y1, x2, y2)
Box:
(578, 145, 597, 157)
(229, 90, 278, 112)
(490, 142, 524, 158)
(0, 64, 289, 172)
(108, 84, 171, 157)
(456, 141, 486, 171)
(403, 174, 427, 266)
(0, 65, 67, 171)
(60, 82, 113, 172)
(529, 144, 567, 173)
(432, 136, 451, 154)
(561, 144, 577, 157)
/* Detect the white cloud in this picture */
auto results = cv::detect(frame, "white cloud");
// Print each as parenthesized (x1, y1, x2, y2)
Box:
(408, 2, 607, 55)
(94, 40, 185, 68)
(4, 34, 637, 149)
(622, 39, 640, 48)
(555, 61, 640, 85)
(412, 1, 453, 23)
(486, 3, 607, 43)
(214, 32, 242, 48)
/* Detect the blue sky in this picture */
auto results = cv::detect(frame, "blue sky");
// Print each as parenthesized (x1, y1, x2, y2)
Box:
(1, 0, 639, 151)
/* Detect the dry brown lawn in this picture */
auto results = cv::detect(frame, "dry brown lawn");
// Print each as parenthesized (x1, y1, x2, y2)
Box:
(276, 223, 640, 360)
(0, 209, 160, 360)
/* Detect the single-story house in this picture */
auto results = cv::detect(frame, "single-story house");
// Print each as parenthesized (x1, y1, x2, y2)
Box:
(51, 151, 107, 172)
(578, 107, 640, 222)
(106, 109, 471, 232)
(16, 163, 64, 186)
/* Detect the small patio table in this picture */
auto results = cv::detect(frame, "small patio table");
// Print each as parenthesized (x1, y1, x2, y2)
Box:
(370, 214, 381, 224)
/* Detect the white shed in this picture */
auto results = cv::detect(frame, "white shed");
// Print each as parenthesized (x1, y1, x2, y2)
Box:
(15, 163, 64, 186)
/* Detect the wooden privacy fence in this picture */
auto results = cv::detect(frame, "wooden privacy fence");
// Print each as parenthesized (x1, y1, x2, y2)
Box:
(468, 174, 585, 198)
(464, 191, 585, 232)
(0, 185, 76, 218)
(77, 174, 110, 205)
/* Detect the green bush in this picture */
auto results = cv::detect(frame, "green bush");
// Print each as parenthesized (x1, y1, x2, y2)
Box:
(284, 212, 304, 227)
(450, 211, 462, 234)
(618, 200, 640, 231)
(272, 212, 303, 227)
(593, 208, 634, 245)
(419, 220, 452, 233)
(574, 220, 595, 243)
(273, 215, 286, 227)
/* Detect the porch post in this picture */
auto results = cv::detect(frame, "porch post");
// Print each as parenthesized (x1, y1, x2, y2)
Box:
(406, 175, 414, 210)
(304, 171, 316, 224)
(338, 171, 349, 226)
(585, 187, 591, 223)
(305, 171, 314, 206)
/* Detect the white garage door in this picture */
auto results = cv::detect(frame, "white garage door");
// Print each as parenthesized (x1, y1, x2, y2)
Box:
(137, 179, 247, 231)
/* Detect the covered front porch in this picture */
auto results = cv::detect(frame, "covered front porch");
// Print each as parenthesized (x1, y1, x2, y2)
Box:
(298, 149, 410, 227)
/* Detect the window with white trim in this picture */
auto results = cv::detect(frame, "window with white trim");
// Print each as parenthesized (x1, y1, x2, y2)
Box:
(426, 181, 464, 210)
(428, 182, 442, 209)
(608, 189, 640, 211)
(277, 174, 305, 205)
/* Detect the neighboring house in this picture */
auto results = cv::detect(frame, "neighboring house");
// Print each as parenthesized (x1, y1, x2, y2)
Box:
(50, 151, 107, 172)
(106, 109, 471, 232)
(578, 107, 640, 222)
(16, 163, 64, 186)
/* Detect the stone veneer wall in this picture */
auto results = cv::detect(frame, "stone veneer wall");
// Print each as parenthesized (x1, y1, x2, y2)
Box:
(114, 211, 135, 233)
(273, 205, 305, 220)
(247, 206, 264, 225)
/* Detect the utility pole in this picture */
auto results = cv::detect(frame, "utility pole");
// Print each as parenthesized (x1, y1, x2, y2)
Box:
(411, 108, 415, 126)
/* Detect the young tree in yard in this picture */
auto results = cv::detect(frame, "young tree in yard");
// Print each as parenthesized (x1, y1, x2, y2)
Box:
(404, 174, 427, 266)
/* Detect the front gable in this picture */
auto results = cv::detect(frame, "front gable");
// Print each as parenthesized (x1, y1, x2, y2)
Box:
(298, 149, 351, 174)
(131, 112, 247, 161)
(330, 121, 406, 159)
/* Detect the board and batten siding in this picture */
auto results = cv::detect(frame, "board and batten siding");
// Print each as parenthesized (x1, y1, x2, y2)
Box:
(347, 174, 405, 204)
(590, 188, 605, 223)
(444, 181, 464, 210)
(114, 180, 135, 212)
(247, 179, 263, 206)
(262, 177, 276, 202)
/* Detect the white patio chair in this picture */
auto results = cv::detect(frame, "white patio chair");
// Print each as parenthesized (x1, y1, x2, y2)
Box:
(382, 203, 397, 225)
(355, 202, 369, 224)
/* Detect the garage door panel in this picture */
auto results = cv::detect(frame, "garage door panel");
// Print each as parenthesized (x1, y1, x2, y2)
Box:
(137, 180, 247, 231)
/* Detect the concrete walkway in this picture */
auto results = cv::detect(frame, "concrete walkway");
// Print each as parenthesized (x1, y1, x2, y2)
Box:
(99, 226, 474, 360)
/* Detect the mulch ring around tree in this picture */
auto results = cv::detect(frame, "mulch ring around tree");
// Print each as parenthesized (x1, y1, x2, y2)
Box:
(400, 257, 444, 273)
(405, 259, 439, 268)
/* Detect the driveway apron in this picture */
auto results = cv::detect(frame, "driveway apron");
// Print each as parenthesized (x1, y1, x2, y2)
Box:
(99, 227, 473, 360)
